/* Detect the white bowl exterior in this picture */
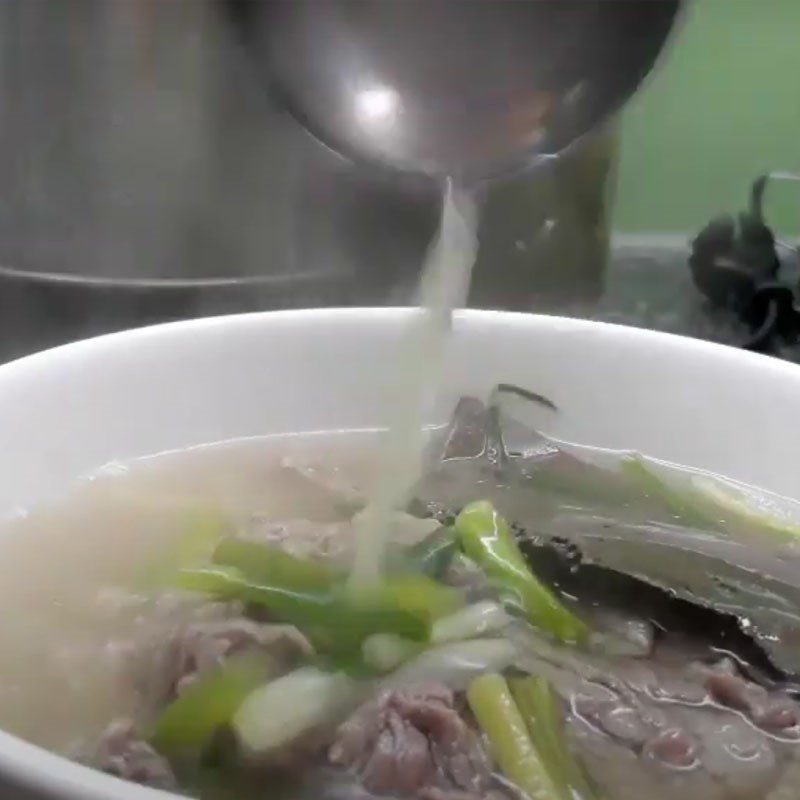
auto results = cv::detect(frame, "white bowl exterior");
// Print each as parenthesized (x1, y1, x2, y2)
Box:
(0, 308, 799, 799)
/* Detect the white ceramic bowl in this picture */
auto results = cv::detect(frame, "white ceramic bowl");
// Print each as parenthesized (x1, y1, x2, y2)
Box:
(1, 308, 800, 800)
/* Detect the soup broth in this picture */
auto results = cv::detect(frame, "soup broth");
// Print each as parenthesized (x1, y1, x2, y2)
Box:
(0, 399, 800, 800)
(0, 432, 374, 756)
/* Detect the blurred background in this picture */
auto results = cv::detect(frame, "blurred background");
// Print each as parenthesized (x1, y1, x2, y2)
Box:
(616, 0, 799, 238)
(0, 0, 797, 360)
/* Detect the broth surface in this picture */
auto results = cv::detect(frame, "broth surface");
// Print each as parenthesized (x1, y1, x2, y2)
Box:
(0, 432, 374, 755)
(1, 424, 800, 800)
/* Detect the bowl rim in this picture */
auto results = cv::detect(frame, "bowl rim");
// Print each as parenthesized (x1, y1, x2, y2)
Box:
(0, 307, 798, 800)
(2, 306, 798, 388)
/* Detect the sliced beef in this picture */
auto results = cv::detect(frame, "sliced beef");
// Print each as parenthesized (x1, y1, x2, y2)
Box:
(171, 619, 311, 699)
(167, 619, 313, 697)
(243, 517, 352, 565)
(513, 627, 800, 800)
(767, 760, 800, 800)
(244, 512, 438, 569)
(91, 719, 176, 790)
(436, 397, 490, 461)
(702, 670, 799, 736)
(280, 456, 366, 512)
(329, 683, 491, 798)
(136, 614, 313, 712)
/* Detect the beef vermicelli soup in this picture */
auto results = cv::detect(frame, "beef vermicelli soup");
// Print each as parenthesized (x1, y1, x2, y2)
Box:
(1, 388, 800, 800)
(1, 187, 798, 800)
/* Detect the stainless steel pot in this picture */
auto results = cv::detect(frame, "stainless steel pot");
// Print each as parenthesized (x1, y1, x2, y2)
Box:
(0, 0, 637, 323)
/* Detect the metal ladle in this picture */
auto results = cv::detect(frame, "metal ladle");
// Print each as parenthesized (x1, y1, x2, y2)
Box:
(224, 0, 684, 181)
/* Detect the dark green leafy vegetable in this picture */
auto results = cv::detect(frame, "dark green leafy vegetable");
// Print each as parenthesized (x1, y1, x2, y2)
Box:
(405, 526, 458, 579)
(625, 456, 800, 543)
(510, 676, 597, 800)
(174, 511, 231, 567)
(690, 474, 800, 541)
(176, 568, 457, 654)
(151, 656, 269, 753)
(144, 510, 230, 589)
(346, 574, 462, 621)
(177, 565, 244, 598)
(213, 538, 339, 592)
(454, 501, 587, 644)
(621, 456, 717, 529)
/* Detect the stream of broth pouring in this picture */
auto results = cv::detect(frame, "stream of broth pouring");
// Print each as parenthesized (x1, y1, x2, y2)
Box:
(349, 179, 479, 586)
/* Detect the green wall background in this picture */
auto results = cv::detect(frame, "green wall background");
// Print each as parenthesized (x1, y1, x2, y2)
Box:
(613, 0, 800, 236)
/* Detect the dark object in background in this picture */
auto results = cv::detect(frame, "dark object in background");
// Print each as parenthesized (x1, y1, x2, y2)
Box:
(689, 173, 800, 352)
(689, 213, 779, 313)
